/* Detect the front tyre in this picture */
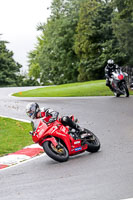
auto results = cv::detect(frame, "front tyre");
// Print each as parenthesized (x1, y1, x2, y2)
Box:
(43, 141, 69, 162)
(85, 131, 100, 153)
(114, 92, 120, 97)
(122, 83, 129, 97)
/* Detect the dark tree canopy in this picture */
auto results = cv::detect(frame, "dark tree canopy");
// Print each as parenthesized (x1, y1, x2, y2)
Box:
(0, 38, 22, 86)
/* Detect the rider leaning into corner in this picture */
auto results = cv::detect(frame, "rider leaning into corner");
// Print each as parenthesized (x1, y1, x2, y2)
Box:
(105, 59, 120, 91)
(26, 102, 85, 135)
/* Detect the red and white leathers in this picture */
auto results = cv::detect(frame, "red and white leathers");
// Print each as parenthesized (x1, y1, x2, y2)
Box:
(37, 107, 82, 132)
(26, 102, 82, 132)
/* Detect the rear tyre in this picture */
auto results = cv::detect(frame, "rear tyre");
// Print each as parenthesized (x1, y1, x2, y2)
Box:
(85, 131, 100, 153)
(43, 141, 69, 162)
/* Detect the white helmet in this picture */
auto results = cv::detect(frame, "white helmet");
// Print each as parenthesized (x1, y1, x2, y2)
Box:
(26, 102, 40, 119)
(107, 59, 115, 68)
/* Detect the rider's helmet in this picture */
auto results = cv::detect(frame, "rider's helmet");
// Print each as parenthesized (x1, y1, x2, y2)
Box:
(26, 102, 40, 119)
(107, 59, 115, 69)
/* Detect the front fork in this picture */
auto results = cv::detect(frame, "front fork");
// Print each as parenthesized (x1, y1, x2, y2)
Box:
(40, 137, 68, 152)
(112, 80, 124, 93)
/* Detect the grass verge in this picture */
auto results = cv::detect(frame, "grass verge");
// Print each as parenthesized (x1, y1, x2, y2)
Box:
(13, 80, 133, 97)
(0, 117, 33, 156)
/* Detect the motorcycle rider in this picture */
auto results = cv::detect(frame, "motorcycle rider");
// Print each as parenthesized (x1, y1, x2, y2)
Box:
(105, 59, 120, 91)
(26, 102, 84, 135)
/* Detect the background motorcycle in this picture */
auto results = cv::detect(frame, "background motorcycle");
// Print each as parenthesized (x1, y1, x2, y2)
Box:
(109, 69, 129, 97)
(30, 116, 100, 162)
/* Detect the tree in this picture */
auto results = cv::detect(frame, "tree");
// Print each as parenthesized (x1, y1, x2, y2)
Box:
(112, 0, 133, 66)
(0, 39, 22, 86)
(28, 49, 41, 80)
(74, 0, 123, 81)
(28, 0, 129, 84)
(28, 0, 82, 85)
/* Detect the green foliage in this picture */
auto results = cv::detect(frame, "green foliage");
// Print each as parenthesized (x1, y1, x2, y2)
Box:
(112, 0, 133, 66)
(29, 0, 82, 85)
(74, 0, 123, 81)
(42, 0, 81, 84)
(0, 39, 22, 86)
(27, 0, 133, 85)
(28, 41, 42, 81)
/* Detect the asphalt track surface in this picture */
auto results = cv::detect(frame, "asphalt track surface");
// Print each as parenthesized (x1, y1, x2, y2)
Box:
(0, 87, 133, 200)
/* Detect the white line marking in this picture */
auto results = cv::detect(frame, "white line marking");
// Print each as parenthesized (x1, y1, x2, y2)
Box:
(0, 154, 31, 165)
(0, 153, 46, 171)
(23, 144, 43, 149)
(0, 115, 30, 123)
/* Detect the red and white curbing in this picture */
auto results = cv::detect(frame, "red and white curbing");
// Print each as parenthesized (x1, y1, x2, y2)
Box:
(0, 115, 44, 170)
(0, 144, 44, 170)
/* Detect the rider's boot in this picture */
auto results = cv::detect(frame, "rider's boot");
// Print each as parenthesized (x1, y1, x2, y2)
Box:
(67, 118, 85, 134)
(106, 79, 114, 92)
(61, 116, 85, 135)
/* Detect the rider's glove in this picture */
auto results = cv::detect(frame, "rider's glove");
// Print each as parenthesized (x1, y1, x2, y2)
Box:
(49, 117, 56, 123)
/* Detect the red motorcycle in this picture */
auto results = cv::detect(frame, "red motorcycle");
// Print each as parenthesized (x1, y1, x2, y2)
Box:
(30, 116, 100, 162)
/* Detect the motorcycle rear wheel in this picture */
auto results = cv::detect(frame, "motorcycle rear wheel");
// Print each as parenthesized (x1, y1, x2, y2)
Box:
(85, 131, 100, 153)
(43, 141, 69, 162)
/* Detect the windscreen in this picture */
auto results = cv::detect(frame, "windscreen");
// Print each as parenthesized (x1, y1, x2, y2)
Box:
(31, 119, 41, 131)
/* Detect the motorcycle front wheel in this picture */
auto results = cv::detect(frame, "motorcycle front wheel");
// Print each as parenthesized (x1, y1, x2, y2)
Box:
(122, 83, 129, 97)
(43, 141, 69, 162)
(114, 92, 120, 97)
(85, 131, 100, 153)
